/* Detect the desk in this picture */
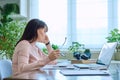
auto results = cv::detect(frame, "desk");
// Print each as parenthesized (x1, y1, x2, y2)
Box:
(4, 69, 113, 80)
(109, 60, 120, 80)
(4, 59, 114, 80)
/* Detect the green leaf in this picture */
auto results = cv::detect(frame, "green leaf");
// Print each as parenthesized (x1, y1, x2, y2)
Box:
(0, 20, 26, 59)
(52, 44, 59, 50)
(106, 28, 120, 42)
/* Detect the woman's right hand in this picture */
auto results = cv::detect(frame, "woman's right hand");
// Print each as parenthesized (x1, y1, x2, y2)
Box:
(48, 50, 60, 61)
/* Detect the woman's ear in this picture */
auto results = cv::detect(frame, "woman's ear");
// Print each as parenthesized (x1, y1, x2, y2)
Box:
(37, 28, 45, 37)
(37, 29, 39, 36)
(45, 26, 48, 32)
(37, 29, 41, 34)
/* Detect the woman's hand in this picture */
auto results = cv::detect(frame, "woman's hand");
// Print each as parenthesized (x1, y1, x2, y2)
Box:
(48, 50, 60, 61)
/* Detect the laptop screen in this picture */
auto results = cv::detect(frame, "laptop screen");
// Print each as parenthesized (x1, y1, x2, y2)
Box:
(96, 42, 117, 66)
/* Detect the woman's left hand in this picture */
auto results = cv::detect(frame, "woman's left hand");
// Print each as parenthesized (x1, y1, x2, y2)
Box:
(48, 50, 60, 61)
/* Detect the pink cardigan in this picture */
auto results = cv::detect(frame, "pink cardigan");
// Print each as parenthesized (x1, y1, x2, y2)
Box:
(12, 40, 56, 76)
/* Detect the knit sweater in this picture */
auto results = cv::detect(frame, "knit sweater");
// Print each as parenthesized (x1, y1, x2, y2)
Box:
(12, 40, 56, 76)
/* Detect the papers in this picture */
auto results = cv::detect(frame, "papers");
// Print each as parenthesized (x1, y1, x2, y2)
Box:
(41, 64, 75, 70)
(73, 64, 107, 70)
(73, 64, 90, 69)
(60, 70, 110, 76)
(41, 60, 75, 70)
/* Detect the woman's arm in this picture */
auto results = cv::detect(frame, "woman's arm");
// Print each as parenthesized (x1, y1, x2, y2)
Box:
(18, 51, 50, 72)
(44, 34, 53, 54)
(18, 50, 60, 72)
(15, 40, 59, 73)
(16, 41, 51, 73)
(46, 42, 53, 54)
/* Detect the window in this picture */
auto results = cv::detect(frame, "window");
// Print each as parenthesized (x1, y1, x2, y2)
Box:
(76, 0, 108, 48)
(118, 0, 120, 29)
(27, 0, 118, 49)
(39, 0, 67, 46)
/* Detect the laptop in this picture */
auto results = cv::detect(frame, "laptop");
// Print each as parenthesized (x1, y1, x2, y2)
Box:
(73, 42, 118, 70)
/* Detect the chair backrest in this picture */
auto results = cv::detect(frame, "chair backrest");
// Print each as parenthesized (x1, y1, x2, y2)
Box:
(0, 59, 12, 80)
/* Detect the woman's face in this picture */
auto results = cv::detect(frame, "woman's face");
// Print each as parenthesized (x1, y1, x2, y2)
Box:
(37, 27, 46, 42)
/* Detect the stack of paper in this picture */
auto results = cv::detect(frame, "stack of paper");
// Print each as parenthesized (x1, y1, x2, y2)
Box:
(41, 65, 75, 70)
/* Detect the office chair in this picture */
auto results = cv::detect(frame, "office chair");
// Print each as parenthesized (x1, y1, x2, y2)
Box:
(0, 59, 12, 80)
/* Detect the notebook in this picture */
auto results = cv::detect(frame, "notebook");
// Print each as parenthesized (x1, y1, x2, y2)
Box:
(60, 70, 110, 76)
(73, 42, 118, 70)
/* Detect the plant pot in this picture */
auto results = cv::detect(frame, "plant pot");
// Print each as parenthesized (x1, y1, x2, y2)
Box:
(114, 51, 120, 60)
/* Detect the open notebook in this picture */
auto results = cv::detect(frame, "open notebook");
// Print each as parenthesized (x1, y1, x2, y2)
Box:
(73, 42, 118, 70)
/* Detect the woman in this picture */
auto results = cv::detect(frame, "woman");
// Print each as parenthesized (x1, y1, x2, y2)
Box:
(12, 19, 60, 76)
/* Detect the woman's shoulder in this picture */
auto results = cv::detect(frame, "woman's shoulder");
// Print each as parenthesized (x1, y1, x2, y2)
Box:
(16, 40, 31, 49)
(14, 40, 31, 58)
(18, 40, 30, 45)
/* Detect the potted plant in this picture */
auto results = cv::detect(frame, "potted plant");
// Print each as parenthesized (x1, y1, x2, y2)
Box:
(0, 3, 19, 26)
(106, 28, 120, 51)
(0, 3, 27, 59)
(106, 28, 120, 60)
(0, 20, 26, 59)
(68, 42, 85, 60)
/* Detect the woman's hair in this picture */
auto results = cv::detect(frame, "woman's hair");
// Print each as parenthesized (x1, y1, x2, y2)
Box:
(16, 19, 47, 45)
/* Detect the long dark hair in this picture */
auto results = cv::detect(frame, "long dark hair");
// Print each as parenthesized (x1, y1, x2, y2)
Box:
(16, 19, 47, 45)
